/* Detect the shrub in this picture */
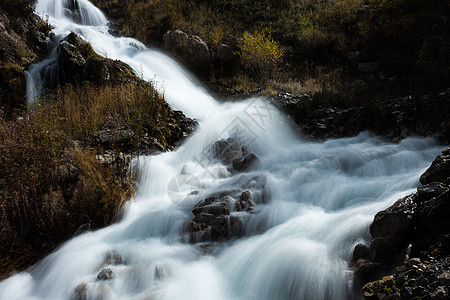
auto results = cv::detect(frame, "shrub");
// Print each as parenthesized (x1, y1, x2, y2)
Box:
(237, 30, 283, 83)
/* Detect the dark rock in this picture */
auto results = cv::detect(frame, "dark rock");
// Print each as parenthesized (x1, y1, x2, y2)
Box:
(193, 213, 216, 224)
(416, 189, 450, 248)
(354, 259, 381, 284)
(369, 195, 416, 263)
(354, 243, 370, 261)
(97, 268, 115, 281)
(212, 138, 259, 172)
(417, 182, 449, 203)
(55, 32, 136, 86)
(195, 196, 216, 208)
(420, 149, 450, 184)
(57, 40, 86, 80)
(229, 215, 245, 237)
(192, 205, 229, 217)
(232, 152, 259, 172)
(162, 29, 212, 73)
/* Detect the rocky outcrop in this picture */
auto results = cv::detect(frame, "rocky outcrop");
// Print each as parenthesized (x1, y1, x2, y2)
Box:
(354, 148, 450, 299)
(274, 89, 450, 143)
(420, 149, 450, 185)
(0, 6, 48, 114)
(162, 29, 237, 78)
(53, 32, 136, 87)
(163, 29, 212, 73)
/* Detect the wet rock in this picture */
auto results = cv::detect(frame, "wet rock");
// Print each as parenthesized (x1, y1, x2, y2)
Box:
(192, 205, 230, 217)
(193, 213, 216, 224)
(416, 189, 450, 248)
(232, 152, 259, 172)
(195, 196, 216, 208)
(97, 268, 115, 281)
(420, 149, 450, 184)
(73, 282, 88, 300)
(103, 250, 124, 266)
(187, 188, 257, 242)
(369, 195, 416, 263)
(416, 182, 449, 203)
(353, 243, 370, 261)
(212, 138, 259, 172)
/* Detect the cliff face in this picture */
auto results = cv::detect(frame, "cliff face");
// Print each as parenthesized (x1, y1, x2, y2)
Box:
(0, 2, 49, 115)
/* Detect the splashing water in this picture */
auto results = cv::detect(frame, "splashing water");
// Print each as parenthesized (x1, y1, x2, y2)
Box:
(1, 1, 442, 299)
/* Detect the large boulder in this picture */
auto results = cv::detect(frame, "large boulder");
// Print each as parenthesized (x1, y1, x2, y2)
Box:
(54, 32, 136, 86)
(162, 29, 212, 74)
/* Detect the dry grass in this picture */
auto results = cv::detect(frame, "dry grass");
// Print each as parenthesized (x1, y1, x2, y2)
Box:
(0, 80, 174, 278)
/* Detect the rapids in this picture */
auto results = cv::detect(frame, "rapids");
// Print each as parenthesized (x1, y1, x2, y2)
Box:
(1, 1, 442, 299)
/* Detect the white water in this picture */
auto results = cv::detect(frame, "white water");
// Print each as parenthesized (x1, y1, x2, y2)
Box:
(1, 1, 442, 299)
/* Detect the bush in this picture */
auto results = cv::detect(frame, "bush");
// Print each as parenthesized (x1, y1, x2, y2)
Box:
(237, 30, 283, 83)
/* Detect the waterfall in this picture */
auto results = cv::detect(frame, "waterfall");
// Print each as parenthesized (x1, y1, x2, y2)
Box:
(0, 1, 441, 300)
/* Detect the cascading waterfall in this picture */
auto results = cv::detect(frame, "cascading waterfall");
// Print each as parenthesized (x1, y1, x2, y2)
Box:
(0, 1, 442, 299)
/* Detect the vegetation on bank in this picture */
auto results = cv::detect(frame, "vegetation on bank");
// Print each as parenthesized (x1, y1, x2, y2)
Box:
(93, 0, 449, 98)
(0, 80, 177, 278)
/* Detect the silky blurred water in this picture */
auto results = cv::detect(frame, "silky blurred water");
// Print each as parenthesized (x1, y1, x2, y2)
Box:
(2, 1, 442, 299)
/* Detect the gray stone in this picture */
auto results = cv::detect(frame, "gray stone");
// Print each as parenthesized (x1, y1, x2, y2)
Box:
(163, 29, 212, 68)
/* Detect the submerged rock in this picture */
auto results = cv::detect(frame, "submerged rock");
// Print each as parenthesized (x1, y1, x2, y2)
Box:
(97, 268, 115, 281)
(212, 138, 260, 173)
